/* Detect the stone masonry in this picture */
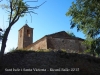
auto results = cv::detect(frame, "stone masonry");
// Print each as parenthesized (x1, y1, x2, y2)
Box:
(17, 24, 86, 53)
(18, 24, 33, 49)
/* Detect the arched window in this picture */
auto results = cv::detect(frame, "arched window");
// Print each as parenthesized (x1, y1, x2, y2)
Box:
(27, 29, 30, 37)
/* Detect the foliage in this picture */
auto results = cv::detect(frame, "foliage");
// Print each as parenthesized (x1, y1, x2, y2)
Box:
(9, 47, 16, 53)
(66, 0, 100, 56)
(9, 48, 35, 53)
(36, 49, 50, 52)
(1, 0, 46, 72)
(0, 0, 46, 63)
(61, 49, 67, 52)
(66, 31, 76, 37)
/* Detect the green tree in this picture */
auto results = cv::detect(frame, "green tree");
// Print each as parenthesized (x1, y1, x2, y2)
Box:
(66, 0, 100, 56)
(83, 36, 95, 54)
(0, 0, 46, 63)
(66, 31, 76, 37)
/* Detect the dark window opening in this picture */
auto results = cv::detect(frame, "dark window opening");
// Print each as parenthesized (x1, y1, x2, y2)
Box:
(27, 29, 30, 37)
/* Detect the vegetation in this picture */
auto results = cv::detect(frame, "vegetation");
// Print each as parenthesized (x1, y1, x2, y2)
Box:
(0, 0, 46, 63)
(9, 47, 16, 53)
(66, 31, 76, 37)
(0, 49, 100, 75)
(0, 1, 46, 74)
(0, 29, 3, 41)
(66, 0, 100, 56)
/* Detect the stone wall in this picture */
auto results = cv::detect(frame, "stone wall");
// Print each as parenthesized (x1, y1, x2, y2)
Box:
(23, 26, 33, 48)
(25, 36, 86, 53)
(28, 37, 47, 51)
(18, 25, 33, 49)
(18, 29, 24, 49)
(47, 37, 86, 53)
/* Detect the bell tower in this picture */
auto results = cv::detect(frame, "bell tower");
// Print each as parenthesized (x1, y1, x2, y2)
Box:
(18, 24, 33, 49)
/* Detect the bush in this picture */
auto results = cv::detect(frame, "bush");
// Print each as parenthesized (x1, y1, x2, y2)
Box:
(9, 48, 16, 53)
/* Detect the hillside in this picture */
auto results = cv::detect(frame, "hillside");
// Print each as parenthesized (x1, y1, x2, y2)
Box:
(0, 50, 100, 75)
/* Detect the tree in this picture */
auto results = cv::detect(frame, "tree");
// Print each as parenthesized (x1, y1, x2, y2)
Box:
(66, 31, 76, 37)
(0, 28, 3, 40)
(83, 36, 95, 54)
(0, 0, 46, 64)
(66, 0, 100, 56)
(0, 32, 3, 41)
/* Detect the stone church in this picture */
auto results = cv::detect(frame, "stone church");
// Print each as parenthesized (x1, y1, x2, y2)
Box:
(17, 24, 86, 53)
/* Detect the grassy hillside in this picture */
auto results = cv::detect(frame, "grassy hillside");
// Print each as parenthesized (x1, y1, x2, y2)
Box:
(0, 50, 100, 75)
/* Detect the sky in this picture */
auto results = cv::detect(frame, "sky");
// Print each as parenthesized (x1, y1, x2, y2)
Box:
(0, 0, 86, 53)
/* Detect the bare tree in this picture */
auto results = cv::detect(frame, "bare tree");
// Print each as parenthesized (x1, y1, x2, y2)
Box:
(0, 0, 46, 64)
(0, 30, 3, 41)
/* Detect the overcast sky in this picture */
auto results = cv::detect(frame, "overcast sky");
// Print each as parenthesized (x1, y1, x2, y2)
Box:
(0, 0, 85, 53)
